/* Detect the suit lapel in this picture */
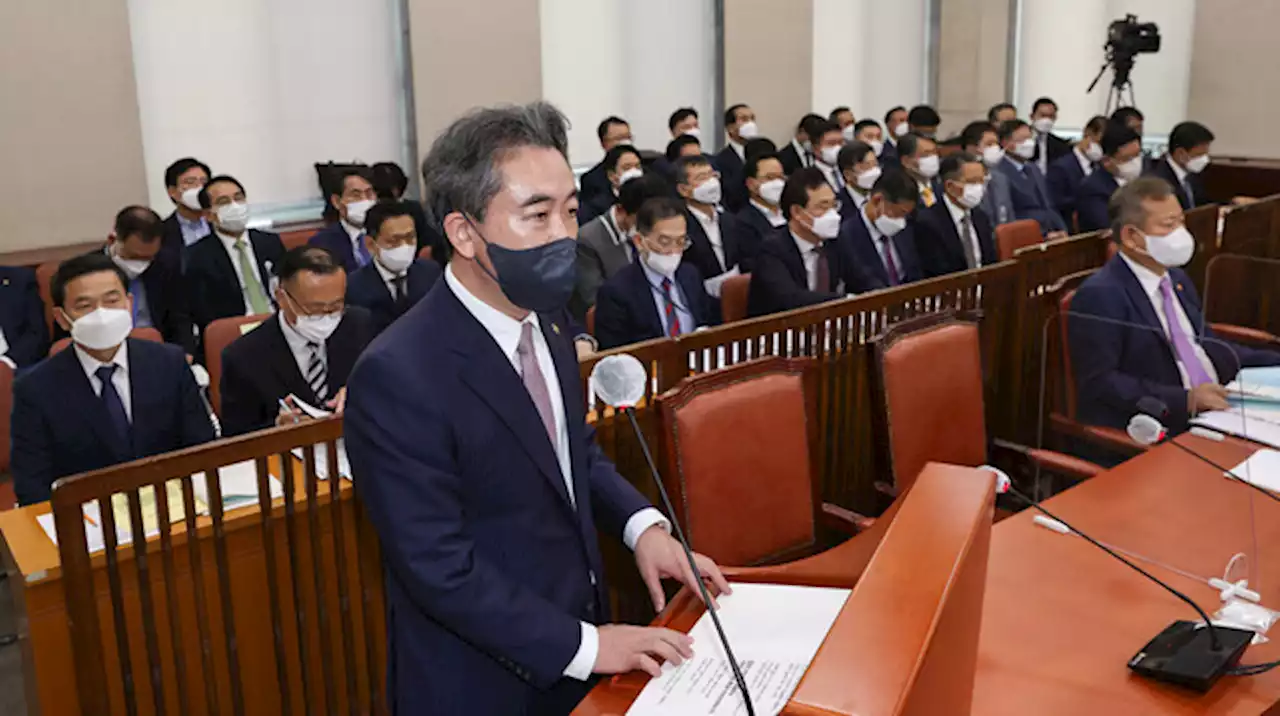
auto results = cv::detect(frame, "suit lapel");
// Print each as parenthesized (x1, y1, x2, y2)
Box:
(539, 314, 592, 515)
(934, 203, 968, 268)
(852, 219, 889, 284)
(632, 265, 667, 338)
(1110, 258, 1177, 363)
(58, 348, 132, 461)
(264, 316, 318, 404)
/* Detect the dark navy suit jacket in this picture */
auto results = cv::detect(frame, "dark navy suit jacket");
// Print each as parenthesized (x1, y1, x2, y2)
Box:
(914, 198, 997, 278)
(1068, 255, 1280, 433)
(578, 161, 611, 209)
(835, 210, 924, 293)
(684, 207, 757, 278)
(714, 145, 748, 213)
(346, 259, 442, 335)
(735, 203, 787, 263)
(1076, 169, 1121, 233)
(996, 157, 1068, 234)
(879, 138, 900, 168)
(343, 283, 654, 714)
(747, 232, 856, 317)
(186, 229, 285, 332)
(594, 261, 719, 349)
(308, 222, 367, 273)
(0, 266, 48, 369)
(10, 339, 214, 505)
(1147, 157, 1210, 210)
(1046, 152, 1094, 224)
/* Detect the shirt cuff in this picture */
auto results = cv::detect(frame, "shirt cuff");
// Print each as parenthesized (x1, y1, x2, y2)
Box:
(0, 355, 15, 371)
(623, 507, 671, 551)
(563, 621, 599, 680)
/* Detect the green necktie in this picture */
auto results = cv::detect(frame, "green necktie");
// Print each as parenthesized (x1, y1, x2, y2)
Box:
(235, 238, 271, 314)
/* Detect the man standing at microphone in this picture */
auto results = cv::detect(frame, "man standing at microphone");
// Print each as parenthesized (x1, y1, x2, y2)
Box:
(344, 102, 730, 715)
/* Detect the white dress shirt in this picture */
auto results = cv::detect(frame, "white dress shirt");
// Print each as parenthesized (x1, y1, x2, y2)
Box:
(74, 343, 132, 421)
(279, 312, 328, 381)
(728, 139, 746, 162)
(1118, 252, 1219, 388)
(372, 255, 408, 299)
(1167, 157, 1194, 205)
(790, 138, 812, 168)
(688, 204, 727, 273)
(860, 206, 903, 278)
(341, 219, 366, 257)
(944, 193, 983, 268)
(816, 161, 842, 191)
(1036, 132, 1050, 174)
(1073, 145, 1094, 177)
(641, 262, 695, 335)
(0, 326, 12, 370)
(750, 199, 786, 227)
(444, 265, 668, 681)
(216, 230, 267, 316)
(792, 231, 824, 291)
(845, 185, 869, 212)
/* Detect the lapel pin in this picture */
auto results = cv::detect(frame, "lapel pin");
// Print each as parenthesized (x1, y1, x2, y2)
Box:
(1176, 283, 1183, 291)
(552, 323, 561, 335)
(1, 278, 8, 286)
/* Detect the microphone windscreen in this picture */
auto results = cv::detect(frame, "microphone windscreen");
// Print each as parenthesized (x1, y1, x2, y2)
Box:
(1127, 413, 1166, 446)
(590, 354, 647, 408)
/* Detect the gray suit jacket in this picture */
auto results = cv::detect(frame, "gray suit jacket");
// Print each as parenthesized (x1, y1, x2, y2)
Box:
(571, 209, 633, 321)
(980, 170, 1016, 228)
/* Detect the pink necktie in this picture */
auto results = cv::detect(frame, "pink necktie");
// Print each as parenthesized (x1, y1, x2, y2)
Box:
(1158, 276, 1214, 387)
(516, 322, 558, 448)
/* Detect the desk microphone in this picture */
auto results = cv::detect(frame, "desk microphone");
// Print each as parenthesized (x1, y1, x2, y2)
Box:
(590, 354, 756, 716)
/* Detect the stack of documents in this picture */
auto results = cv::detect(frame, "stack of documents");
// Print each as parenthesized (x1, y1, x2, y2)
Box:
(290, 440, 351, 481)
(1227, 448, 1280, 494)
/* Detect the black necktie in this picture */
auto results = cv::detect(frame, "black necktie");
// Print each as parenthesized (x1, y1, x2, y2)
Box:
(392, 275, 409, 311)
(95, 364, 131, 453)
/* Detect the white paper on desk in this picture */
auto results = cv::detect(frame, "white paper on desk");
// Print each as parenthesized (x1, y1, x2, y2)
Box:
(190, 460, 284, 510)
(702, 267, 741, 299)
(627, 582, 850, 716)
(291, 440, 351, 481)
(1192, 409, 1280, 450)
(1228, 448, 1280, 494)
(38, 502, 119, 554)
(287, 394, 333, 420)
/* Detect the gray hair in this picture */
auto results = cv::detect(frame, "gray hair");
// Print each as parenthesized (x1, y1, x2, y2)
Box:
(1108, 176, 1174, 241)
(940, 152, 981, 183)
(420, 101, 570, 223)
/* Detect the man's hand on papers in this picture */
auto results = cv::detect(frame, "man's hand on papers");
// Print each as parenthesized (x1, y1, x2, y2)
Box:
(594, 625, 694, 678)
(634, 525, 732, 612)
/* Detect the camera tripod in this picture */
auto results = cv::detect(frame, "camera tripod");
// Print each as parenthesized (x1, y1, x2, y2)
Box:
(1087, 56, 1137, 114)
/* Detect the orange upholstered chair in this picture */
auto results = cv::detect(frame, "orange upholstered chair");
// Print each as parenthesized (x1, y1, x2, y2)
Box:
(719, 273, 751, 324)
(656, 356, 871, 567)
(204, 314, 271, 414)
(35, 260, 58, 337)
(48, 327, 164, 357)
(995, 219, 1043, 260)
(278, 227, 317, 251)
(418, 245, 433, 262)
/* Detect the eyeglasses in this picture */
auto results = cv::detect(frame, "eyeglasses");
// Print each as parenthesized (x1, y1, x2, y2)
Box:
(283, 288, 345, 317)
(644, 233, 688, 252)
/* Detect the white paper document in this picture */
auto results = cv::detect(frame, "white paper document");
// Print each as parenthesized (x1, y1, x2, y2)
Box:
(1191, 409, 1280, 450)
(290, 440, 352, 481)
(702, 266, 742, 300)
(1227, 448, 1280, 494)
(191, 460, 285, 511)
(627, 582, 850, 716)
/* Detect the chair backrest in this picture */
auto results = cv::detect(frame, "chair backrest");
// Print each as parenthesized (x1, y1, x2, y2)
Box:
(657, 356, 822, 566)
(720, 273, 752, 324)
(204, 314, 271, 414)
(36, 260, 58, 337)
(0, 361, 12, 475)
(1053, 271, 1096, 420)
(417, 245, 433, 262)
(48, 327, 164, 357)
(876, 315, 988, 494)
(995, 219, 1042, 261)
(278, 228, 316, 251)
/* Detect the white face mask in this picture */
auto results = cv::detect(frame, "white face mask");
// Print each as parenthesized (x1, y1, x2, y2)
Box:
(855, 166, 882, 190)
(841, 125, 856, 143)
(1084, 143, 1104, 162)
(683, 127, 702, 140)
(70, 307, 133, 351)
(1185, 154, 1211, 174)
(110, 247, 151, 280)
(809, 208, 842, 240)
(617, 167, 643, 186)
(377, 243, 416, 274)
(893, 122, 909, 138)
(916, 155, 940, 179)
(1115, 155, 1143, 182)
(691, 177, 722, 205)
(180, 187, 203, 211)
(982, 145, 1005, 168)
(216, 202, 250, 235)
(874, 212, 908, 238)
(1032, 117, 1055, 134)
(868, 139, 884, 155)
(737, 121, 759, 140)
(1013, 138, 1036, 160)
(293, 311, 343, 344)
(957, 182, 986, 209)
(345, 199, 376, 228)
(642, 247, 682, 279)
(1141, 226, 1195, 268)
(819, 145, 841, 166)
(758, 178, 785, 207)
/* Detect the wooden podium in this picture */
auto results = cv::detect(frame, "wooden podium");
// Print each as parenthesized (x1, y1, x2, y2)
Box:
(573, 462, 996, 716)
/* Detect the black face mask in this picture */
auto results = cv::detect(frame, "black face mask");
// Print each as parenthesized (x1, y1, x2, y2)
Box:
(466, 217, 577, 313)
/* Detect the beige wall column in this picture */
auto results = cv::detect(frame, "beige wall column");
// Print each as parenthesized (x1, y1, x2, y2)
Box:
(936, 0, 1013, 135)
(1187, 0, 1280, 158)
(724, 0, 813, 147)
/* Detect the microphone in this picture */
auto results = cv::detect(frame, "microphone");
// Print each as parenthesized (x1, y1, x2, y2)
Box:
(991, 471, 1255, 691)
(1129, 398, 1279, 505)
(190, 363, 223, 438)
(589, 355, 756, 716)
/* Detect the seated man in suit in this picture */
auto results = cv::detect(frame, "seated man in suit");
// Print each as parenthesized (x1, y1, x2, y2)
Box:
(735, 151, 788, 248)
(11, 254, 214, 505)
(674, 155, 757, 294)
(102, 206, 196, 357)
(1029, 97, 1071, 174)
(996, 119, 1068, 237)
(347, 201, 442, 336)
(715, 103, 758, 213)
(595, 197, 719, 349)
(1069, 177, 1280, 435)
(778, 113, 823, 175)
(578, 144, 642, 226)
(159, 157, 212, 268)
(571, 172, 670, 321)
(1147, 121, 1214, 210)
(881, 106, 908, 166)
(654, 134, 703, 185)
(915, 153, 998, 278)
(831, 106, 856, 141)
(220, 247, 374, 436)
(747, 167, 859, 317)
(0, 265, 48, 372)
(906, 105, 941, 139)
(579, 116, 633, 209)
(1111, 106, 1153, 171)
(836, 141, 881, 217)
(1047, 115, 1107, 224)
(898, 133, 942, 208)
(835, 168, 924, 293)
(669, 107, 701, 139)
(852, 119, 884, 157)
(187, 175, 287, 333)
(1077, 122, 1144, 232)
(810, 119, 847, 193)
(961, 121, 1016, 227)
(309, 166, 378, 272)
(371, 161, 450, 268)
(988, 102, 1017, 125)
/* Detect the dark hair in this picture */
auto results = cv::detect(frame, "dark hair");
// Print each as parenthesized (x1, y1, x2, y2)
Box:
(853, 119, 880, 135)
(871, 168, 920, 205)
(897, 132, 935, 158)
(1031, 97, 1057, 114)
(52, 253, 129, 308)
(1100, 122, 1142, 157)
(277, 246, 344, 284)
(745, 151, 782, 180)
(987, 102, 1016, 122)
(668, 107, 698, 132)
(907, 105, 941, 127)
(421, 101, 568, 223)
(829, 106, 853, 122)
(114, 205, 163, 244)
(665, 135, 701, 163)
(961, 121, 996, 150)
(1109, 176, 1174, 239)
(164, 157, 211, 188)
(940, 152, 981, 183)
(780, 167, 830, 222)
(796, 112, 824, 133)
(809, 119, 841, 145)
(1084, 115, 1109, 136)
(332, 166, 374, 199)
(618, 173, 673, 216)
(724, 103, 749, 127)
(198, 174, 247, 209)
(884, 106, 906, 125)
(371, 162, 410, 199)
(997, 119, 1029, 142)
(636, 196, 686, 235)
(673, 154, 712, 186)
(365, 200, 415, 237)
(1111, 106, 1145, 126)
(603, 144, 642, 173)
(597, 115, 628, 142)
(1168, 121, 1215, 153)
(836, 141, 875, 171)
(743, 137, 778, 162)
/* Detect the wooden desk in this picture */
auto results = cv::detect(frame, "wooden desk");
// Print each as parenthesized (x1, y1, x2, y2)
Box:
(974, 437, 1280, 714)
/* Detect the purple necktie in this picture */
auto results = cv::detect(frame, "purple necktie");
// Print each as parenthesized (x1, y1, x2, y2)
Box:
(516, 322, 558, 449)
(1158, 276, 1214, 387)
(880, 237, 901, 285)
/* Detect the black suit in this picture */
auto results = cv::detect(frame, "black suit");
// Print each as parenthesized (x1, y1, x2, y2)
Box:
(1147, 157, 1209, 210)
(0, 267, 48, 369)
(747, 232, 854, 318)
(835, 210, 924, 293)
(595, 262, 719, 350)
(914, 198, 998, 278)
(714, 145, 748, 213)
(778, 140, 812, 176)
(734, 203, 787, 266)
(684, 207, 758, 280)
(346, 259, 442, 335)
(1033, 133, 1072, 170)
(579, 161, 611, 208)
(219, 309, 374, 436)
(578, 191, 615, 228)
(186, 229, 286, 332)
(10, 339, 214, 505)
(160, 210, 209, 269)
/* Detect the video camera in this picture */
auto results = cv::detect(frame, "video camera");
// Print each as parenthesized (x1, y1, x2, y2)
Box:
(1107, 14, 1161, 60)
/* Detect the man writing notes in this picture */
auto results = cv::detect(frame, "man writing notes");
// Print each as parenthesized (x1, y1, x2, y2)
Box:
(343, 102, 729, 715)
